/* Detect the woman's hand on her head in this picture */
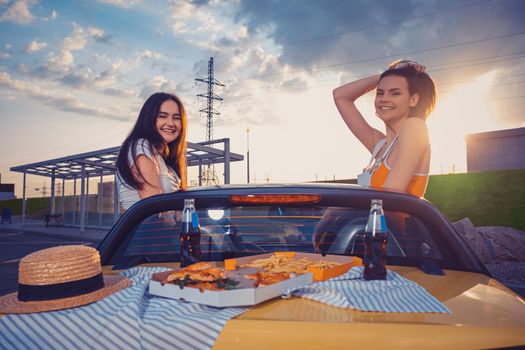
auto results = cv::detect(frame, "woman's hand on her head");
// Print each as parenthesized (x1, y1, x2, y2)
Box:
(388, 59, 426, 73)
(332, 74, 386, 153)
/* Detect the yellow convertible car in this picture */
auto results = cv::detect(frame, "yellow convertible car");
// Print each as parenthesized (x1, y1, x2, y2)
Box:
(96, 184, 525, 349)
(2, 184, 523, 349)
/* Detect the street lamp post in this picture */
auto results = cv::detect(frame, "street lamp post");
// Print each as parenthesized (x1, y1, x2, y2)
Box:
(246, 127, 250, 184)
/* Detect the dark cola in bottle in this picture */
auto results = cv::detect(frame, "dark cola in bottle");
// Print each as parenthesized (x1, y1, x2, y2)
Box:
(363, 199, 388, 280)
(180, 199, 202, 267)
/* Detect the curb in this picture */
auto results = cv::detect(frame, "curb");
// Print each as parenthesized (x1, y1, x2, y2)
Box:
(0, 225, 105, 243)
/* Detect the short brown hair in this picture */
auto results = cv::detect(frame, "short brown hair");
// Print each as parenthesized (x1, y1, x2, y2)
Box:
(380, 67, 436, 119)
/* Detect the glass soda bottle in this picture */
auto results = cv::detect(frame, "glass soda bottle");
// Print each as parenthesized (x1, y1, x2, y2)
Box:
(180, 198, 202, 267)
(363, 199, 388, 280)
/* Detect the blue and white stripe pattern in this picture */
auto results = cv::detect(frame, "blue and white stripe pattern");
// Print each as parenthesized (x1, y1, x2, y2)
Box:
(0, 267, 248, 350)
(285, 266, 450, 313)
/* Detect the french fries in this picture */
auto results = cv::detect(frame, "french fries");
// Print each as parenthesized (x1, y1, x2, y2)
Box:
(241, 254, 341, 274)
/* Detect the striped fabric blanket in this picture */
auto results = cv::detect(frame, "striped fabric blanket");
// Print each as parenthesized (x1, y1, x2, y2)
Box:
(285, 266, 451, 313)
(0, 267, 248, 350)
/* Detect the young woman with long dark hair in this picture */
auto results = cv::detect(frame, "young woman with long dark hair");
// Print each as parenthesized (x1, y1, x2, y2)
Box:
(116, 92, 187, 211)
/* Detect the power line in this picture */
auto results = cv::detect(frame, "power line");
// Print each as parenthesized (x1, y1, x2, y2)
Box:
(438, 73, 525, 86)
(431, 55, 525, 73)
(490, 95, 525, 100)
(429, 51, 525, 70)
(215, 0, 494, 59)
(223, 68, 525, 109)
(283, 0, 495, 46)
(439, 79, 525, 94)
(490, 80, 525, 87)
(220, 53, 525, 107)
(246, 30, 525, 81)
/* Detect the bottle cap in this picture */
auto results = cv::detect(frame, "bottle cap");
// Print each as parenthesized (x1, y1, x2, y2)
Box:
(371, 199, 383, 206)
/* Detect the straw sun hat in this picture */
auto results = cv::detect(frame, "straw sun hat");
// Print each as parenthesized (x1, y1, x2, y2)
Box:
(0, 245, 131, 314)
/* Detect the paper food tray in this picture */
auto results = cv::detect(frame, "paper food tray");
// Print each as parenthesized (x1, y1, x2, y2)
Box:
(225, 252, 362, 281)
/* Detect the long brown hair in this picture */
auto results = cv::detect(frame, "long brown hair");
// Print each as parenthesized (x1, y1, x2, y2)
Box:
(174, 95, 188, 190)
(116, 92, 187, 191)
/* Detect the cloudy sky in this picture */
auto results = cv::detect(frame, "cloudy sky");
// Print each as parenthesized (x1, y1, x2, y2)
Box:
(1, 0, 524, 196)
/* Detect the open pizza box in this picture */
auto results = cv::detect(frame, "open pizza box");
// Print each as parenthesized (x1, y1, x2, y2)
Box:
(149, 252, 362, 307)
(149, 268, 312, 308)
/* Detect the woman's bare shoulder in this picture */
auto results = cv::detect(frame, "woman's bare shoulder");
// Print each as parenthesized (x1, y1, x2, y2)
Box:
(399, 117, 429, 144)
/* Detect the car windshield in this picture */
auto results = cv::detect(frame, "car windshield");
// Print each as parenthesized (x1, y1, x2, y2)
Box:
(109, 204, 443, 268)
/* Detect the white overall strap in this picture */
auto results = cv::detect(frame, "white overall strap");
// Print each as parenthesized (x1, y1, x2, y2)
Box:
(364, 138, 387, 170)
(372, 138, 388, 158)
(377, 134, 399, 162)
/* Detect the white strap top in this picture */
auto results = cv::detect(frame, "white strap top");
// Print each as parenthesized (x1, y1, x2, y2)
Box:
(357, 136, 399, 187)
(116, 139, 180, 210)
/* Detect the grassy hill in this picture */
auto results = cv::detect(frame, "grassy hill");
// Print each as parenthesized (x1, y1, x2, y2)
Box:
(0, 195, 107, 219)
(1, 197, 49, 218)
(425, 169, 525, 231)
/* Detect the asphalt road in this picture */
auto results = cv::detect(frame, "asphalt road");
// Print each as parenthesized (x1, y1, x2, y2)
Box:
(0, 229, 99, 297)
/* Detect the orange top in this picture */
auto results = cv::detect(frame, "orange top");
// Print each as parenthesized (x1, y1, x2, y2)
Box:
(370, 161, 429, 198)
(358, 136, 429, 198)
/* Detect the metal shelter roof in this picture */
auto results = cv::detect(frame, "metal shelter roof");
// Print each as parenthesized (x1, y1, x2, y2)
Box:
(10, 138, 244, 179)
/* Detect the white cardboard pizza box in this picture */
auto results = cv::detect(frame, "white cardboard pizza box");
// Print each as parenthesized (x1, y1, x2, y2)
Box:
(149, 269, 313, 308)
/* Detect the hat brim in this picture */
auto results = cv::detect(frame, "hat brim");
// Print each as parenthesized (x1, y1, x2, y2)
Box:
(0, 275, 132, 314)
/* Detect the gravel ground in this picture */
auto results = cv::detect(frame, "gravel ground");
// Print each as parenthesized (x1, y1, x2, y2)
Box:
(486, 261, 525, 284)
(485, 261, 525, 297)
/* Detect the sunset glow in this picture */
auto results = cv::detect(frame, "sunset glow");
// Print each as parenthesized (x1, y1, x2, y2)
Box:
(0, 1, 523, 196)
(429, 72, 500, 174)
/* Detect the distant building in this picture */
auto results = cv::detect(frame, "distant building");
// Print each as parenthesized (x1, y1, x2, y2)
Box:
(465, 127, 525, 172)
(0, 184, 15, 200)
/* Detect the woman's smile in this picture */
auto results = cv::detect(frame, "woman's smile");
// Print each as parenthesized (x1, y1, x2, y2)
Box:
(375, 75, 412, 121)
(156, 99, 182, 143)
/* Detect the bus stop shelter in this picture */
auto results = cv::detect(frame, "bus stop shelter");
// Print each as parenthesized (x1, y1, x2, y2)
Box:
(10, 138, 243, 231)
